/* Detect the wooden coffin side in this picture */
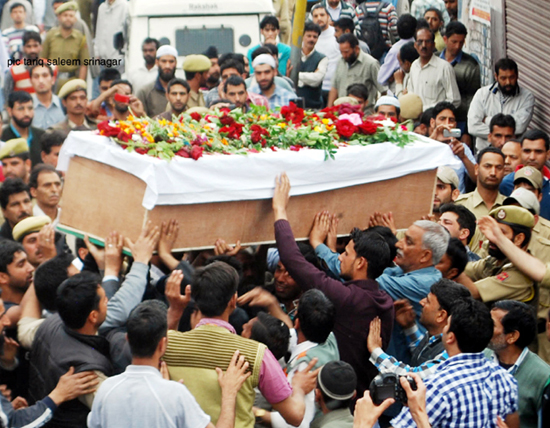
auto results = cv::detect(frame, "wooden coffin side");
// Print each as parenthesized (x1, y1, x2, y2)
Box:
(60, 157, 436, 250)
(147, 169, 437, 250)
(59, 156, 148, 242)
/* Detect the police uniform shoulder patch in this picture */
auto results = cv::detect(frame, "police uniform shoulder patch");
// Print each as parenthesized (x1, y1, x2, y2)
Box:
(496, 272, 509, 281)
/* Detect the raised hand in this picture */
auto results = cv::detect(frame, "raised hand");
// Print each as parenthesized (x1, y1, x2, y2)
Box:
(125, 221, 160, 265)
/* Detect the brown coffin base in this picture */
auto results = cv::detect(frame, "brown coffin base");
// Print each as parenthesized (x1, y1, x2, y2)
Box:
(59, 156, 437, 250)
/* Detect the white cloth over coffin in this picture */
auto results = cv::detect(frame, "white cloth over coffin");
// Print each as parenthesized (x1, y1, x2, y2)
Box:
(57, 131, 461, 210)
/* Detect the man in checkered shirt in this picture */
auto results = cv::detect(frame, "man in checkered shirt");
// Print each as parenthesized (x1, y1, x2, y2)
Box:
(391, 298, 520, 428)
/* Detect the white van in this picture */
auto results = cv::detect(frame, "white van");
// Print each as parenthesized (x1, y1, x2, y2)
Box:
(125, 0, 274, 74)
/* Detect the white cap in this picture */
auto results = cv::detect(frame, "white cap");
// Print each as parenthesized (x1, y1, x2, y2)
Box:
(375, 95, 400, 110)
(156, 45, 178, 59)
(252, 54, 276, 69)
(504, 187, 541, 216)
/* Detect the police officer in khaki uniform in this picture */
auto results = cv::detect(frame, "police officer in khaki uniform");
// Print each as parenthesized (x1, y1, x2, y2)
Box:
(502, 168, 550, 362)
(455, 147, 507, 254)
(182, 54, 211, 109)
(462, 205, 535, 306)
(50, 79, 96, 132)
(42, 1, 89, 91)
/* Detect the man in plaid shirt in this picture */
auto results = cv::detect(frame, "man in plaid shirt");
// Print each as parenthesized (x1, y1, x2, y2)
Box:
(391, 298, 520, 428)
(367, 279, 471, 380)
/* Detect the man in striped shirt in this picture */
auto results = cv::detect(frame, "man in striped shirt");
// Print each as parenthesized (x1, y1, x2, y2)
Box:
(318, 0, 359, 28)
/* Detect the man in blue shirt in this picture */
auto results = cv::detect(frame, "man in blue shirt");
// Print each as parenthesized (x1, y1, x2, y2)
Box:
(248, 54, 295, 110)
(377, 220, 448, 363)
(500, 129, 550, 220)
(247, 15, 291, 77)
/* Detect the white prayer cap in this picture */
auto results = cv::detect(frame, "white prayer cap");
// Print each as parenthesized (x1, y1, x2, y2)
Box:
(375, 95, 401, 110)
(252, 54, 276, 69)
(156, 45, 178, 59)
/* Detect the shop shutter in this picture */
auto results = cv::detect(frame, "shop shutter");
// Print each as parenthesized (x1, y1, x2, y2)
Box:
(505, 0, 550, 136)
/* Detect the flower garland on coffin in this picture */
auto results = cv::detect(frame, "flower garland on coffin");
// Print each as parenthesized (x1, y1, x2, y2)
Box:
(97, 103, 416, 161)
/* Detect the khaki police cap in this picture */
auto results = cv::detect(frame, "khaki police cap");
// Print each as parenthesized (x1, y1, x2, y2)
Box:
(513, 166, 543, 191)
(504, 187, 540, 216)
(0, 138, 29, 160)
(489, 205, 535, 229)
(12, 216, 51, 242)
(187, 106, 210, 115)
(182, 55, 211, 73)
(55, 1, 78, 15)
(398, 93, 423, 120)
(58, 79, 87, 99)
(437, 166, 460, 191)
(333, 97, 359, 106)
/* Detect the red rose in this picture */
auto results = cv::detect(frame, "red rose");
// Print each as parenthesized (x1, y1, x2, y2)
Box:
(220, 123, 244, 139)
(175, 148, 190, 158)
(320, 106, 338, 114)
(358, 120, 380, 135)
(220, 114, 235, 126)
(250, 124, 269, 135)
(190, 112, 201, 121)
(116, 131, 131, 142)
(250, 124, 269, 146)
(322, 112, 337, 121)
(281, 102, 305, 124)
(337, 103, 363, 115)
(335, 119, 358, 139)
(251, 131, 261, 143)
(135, 148, 147, 155)
(190, 146, 204, 160)
(97, 121, 120, 137)
(232, 123, 244, 138)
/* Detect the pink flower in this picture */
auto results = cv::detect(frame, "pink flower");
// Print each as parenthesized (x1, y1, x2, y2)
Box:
(338, 113, 363, 126)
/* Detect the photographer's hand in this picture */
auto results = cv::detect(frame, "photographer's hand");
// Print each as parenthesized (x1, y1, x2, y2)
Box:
(401, 373, 431, 428)
(353, 391, 394, 428)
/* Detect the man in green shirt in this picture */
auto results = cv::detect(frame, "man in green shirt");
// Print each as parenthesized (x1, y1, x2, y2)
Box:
(486, 300, 550, 428)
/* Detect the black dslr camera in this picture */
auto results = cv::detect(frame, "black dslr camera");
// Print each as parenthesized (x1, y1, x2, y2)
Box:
(369, 373, 417, 405)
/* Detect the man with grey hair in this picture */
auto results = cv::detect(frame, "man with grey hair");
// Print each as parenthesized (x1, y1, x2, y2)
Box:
(378, 220, 448, 313)
(377, 220, 449, 362)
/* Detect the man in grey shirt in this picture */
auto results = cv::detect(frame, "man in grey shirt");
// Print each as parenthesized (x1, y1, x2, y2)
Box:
(468, 58, 535, 152)
(328, 33, 385, 111)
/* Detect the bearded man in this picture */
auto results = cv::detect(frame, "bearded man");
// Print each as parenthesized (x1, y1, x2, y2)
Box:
(2, 91, 44, 166)
(468, 58, 535, 152)
(327, 33, 385, 111)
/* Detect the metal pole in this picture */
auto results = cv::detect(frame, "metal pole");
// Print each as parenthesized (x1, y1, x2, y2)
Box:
(289, 0, 308, 87)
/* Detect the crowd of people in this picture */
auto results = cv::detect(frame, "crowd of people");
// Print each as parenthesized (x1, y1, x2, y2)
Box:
(0, 0, 546, 427)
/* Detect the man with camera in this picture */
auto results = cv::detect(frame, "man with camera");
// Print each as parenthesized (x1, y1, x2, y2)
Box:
(355, 299, 520, 428)
(428, 101, 476, 193)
